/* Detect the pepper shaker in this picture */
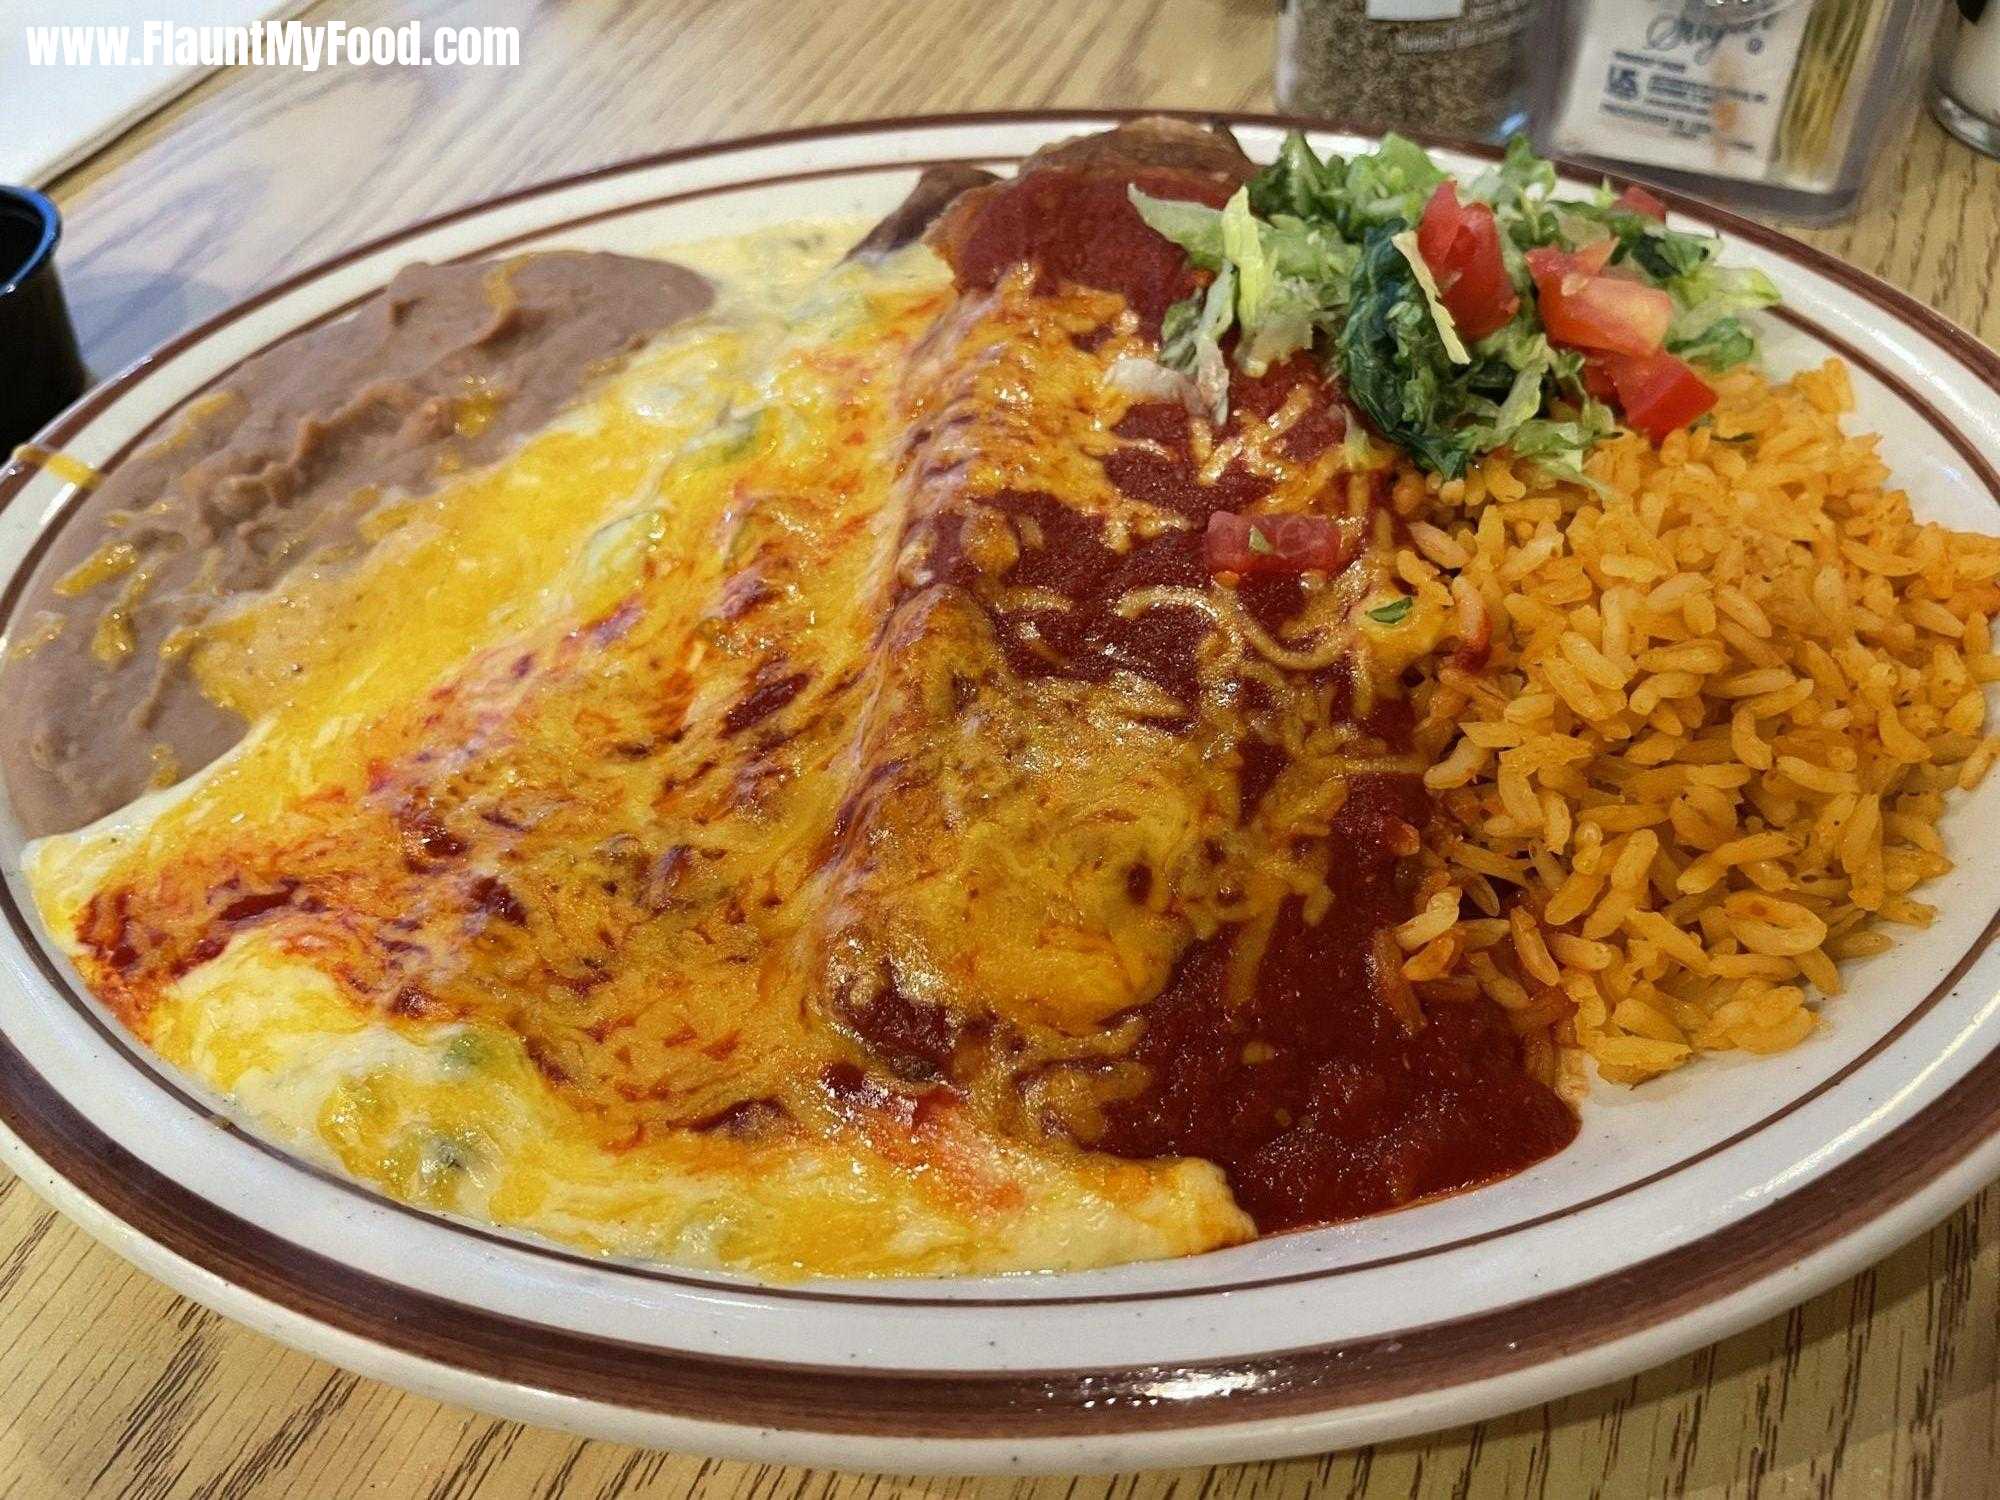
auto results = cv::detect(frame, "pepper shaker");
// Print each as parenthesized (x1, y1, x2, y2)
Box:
(1276, 0, 1538, 143)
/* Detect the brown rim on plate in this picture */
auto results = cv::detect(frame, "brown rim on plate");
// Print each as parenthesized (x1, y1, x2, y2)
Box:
(2, 111, 1998, 1436)
(5, 124, 1999, 1311)
(6, 151, 1997, 1317)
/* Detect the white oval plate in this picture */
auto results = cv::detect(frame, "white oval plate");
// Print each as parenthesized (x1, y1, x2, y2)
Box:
(3, 114, 1999, 1474)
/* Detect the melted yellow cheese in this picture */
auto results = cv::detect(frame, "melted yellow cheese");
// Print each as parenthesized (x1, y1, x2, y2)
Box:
(12, 445, 104, 491)
(147, 932, 1238, 1274)
(30, 222, 1259, 1278)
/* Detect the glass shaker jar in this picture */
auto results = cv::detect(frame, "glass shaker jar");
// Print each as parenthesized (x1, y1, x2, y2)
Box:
(1934, 0, 2000, 159)
(1275, 0, 1540, 143)
(1529, 0, 1951, 225)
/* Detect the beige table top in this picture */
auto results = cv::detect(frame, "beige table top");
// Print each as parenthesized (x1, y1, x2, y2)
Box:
(8, 0, 2000, 1493)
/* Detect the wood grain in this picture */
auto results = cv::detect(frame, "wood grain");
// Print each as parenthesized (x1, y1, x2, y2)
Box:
(9, 0, 2000, 1491)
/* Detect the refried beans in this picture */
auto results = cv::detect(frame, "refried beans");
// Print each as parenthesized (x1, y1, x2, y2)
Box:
(1, 250, 711, 835)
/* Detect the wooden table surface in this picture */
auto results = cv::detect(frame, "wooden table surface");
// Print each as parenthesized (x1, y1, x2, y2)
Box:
(8, 0, 2000, 1493)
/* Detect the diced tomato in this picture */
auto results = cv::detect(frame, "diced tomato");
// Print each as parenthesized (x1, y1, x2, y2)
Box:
(1617, 183, 1668, 220)
(1527, 240, 1672, 357)
(1439, 206, 1517, 341)
(1542, 277, 1673, 357)
(1417, 181, 1465, 270)
(1580, 354, 1620, 403)
(1205, 512, 1361, 576)
(1417, 182, 1519, 341)
(1527, 239, 1616, 281)
(1598, 351, 1716, 443)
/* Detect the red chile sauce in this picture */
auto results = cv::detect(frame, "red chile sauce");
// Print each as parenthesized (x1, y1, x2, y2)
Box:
(74, 134, 1580, 1236)
(898, 144, 1579, 1231)
(1097, 776, 1579, 1229)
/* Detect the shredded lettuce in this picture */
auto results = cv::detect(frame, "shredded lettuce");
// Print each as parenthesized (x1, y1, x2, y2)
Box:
(1503, 403, 1618, 489)
(1247, 132, 1345, 220)
(1221, 189, 1270, 317)
(1158, 262, 1237, 426)
(1136, 185, 1354, 390)
(1334, 135, 1448, 237)
(1129, 191, 1228, 267)
(1670, 316, 1757, 370)
(1625, 226, 1715, 280)
(1665, 264, 1781, 370)
(1238, 280, 1324, 377)
(1672, 262, 1781, 312)
(1222, 185, 1324, 376)
(1467, 134, 1560, 250)
(1466, 360, 1551, 450)
(1131, 187, 1355, 286)
(1125, 129, 1778, 475)
(1555, 196, 1778, 373)
(1391, 229, 1470, 365)
(1338, 227, 1477, 478)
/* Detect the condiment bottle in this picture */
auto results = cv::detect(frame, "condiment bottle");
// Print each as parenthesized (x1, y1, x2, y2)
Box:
(1530, 0, 1951, 224)
(1934, 0, 2000, 158)
(1276, 0, 1539, 143)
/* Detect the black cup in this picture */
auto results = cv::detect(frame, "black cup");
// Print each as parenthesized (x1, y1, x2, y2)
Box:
(0, 187, 88, 452)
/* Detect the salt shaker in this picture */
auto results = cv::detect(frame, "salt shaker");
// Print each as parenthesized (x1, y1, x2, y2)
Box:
(1934, 0, 2000, 158)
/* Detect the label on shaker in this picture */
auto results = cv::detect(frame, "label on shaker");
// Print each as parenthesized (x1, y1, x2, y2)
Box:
(1365, 0, 1466, 18)
(1547, 0, 1816, 184)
